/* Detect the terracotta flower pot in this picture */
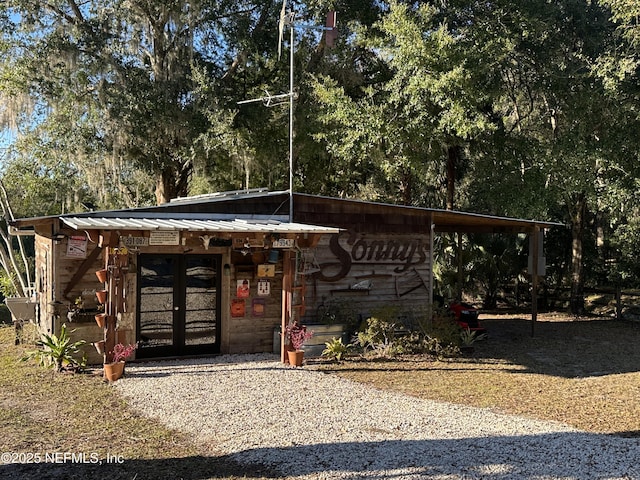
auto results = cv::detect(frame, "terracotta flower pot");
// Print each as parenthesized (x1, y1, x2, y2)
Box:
(95, 313, 107, 328)
(103, 361, 125, 382)
(287, 350, 304, 367)
(93, 340, 105, 354)
(95, 290, 108, 304)
(95, 269, 108, 283)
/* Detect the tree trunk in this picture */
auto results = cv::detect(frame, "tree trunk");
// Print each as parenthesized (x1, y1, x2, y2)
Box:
(446, 145, 459, 210)
(569, 192, 587, 315)
(155, 163, 191, 205)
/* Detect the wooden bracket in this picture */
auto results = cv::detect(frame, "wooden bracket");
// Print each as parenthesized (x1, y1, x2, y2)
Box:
(62, 246, 103, 301)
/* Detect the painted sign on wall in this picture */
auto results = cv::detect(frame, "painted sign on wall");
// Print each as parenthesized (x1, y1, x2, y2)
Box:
(311, 231, 429, 283)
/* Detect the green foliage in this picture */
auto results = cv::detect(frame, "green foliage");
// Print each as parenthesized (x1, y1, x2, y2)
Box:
(354, 306, 461, 359)
(321, 337, 351, 362)
(355, 306, 404, 357)
(459, 328, 488, 347)
(0, 270, 17, 298)
(2, 0, 640, 309)
(421, 312, 463, 348)
(21, 324, 86, 373)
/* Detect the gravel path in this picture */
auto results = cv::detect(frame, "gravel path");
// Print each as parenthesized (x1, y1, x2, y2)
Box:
(116, 354, 640, 479)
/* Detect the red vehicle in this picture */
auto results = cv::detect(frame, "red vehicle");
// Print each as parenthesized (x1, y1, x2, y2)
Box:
(448, 301, 486, 335)
(434, 295, 487, 335)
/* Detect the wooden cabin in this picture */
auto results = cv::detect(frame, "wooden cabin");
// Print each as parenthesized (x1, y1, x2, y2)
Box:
(9, 190, 560, 364)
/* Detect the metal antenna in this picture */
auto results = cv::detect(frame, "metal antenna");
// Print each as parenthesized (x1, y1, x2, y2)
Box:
(238, 1, 337, 223)
(286, 1, 294, 223)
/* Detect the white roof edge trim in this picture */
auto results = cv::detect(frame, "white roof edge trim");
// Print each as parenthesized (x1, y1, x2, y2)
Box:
(61, 217, 341, 234)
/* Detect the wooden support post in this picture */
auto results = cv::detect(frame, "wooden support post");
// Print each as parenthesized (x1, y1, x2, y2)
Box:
(531, 226, 540, 337)
(456, 232, 463, 301)
(427, 221, 435, 328)
(281, 250, 292, 363)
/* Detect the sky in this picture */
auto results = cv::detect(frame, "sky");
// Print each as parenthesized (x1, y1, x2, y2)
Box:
(0, 131, 15, 167)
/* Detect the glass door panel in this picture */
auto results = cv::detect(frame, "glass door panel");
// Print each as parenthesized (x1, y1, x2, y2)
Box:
(137, 254, 221, 358)
(184, 256, 218, 347)
(138, 256, 176, 354)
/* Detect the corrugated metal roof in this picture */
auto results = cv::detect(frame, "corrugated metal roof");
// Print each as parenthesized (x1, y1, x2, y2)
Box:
(61, 216, 340, 234)
(9, 190, 564, 236)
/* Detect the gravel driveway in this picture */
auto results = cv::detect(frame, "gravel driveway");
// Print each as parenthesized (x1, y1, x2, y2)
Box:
(116, 354, 640, 479)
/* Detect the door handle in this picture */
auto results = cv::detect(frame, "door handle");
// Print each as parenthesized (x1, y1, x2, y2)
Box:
(174, 306, 179, 311)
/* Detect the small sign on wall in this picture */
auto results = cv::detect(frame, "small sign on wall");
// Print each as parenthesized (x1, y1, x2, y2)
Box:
(257, 279, 271, 296)
(121, 236, 149, 247)
(257, 264, 275, 277)
(149, 230, 180, 245)
(67, 236, 88, 258)
(236, 279, 250, 298)
(252, 298, 265, 317)
(272, 238, 294, 248)
(231, 298, 245, 317)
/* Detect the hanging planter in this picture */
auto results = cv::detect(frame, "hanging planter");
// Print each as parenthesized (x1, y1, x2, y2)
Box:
(93, 340, 105, 355)
(95, 269, 108, 283)
(95, 290, 108, 304)
(95, 313, 107, 328)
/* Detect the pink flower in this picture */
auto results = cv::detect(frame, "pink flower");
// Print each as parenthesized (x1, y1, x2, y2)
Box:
(284, 322, 314, 351)
(111, 343, 137, 363)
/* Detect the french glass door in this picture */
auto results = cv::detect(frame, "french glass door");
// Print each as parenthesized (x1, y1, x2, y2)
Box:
(137, 254, 221, 358)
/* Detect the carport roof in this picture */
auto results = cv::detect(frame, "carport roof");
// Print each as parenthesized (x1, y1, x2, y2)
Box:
(9, 189, 564, 236)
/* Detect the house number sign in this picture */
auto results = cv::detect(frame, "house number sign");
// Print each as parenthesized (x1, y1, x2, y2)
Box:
(120, 236, 149, 247)
(272, 238, 294, 248)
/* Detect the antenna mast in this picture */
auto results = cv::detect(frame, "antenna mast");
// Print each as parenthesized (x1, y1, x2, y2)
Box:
(238, 1, 336, 223)
(286, 2, 295, 223)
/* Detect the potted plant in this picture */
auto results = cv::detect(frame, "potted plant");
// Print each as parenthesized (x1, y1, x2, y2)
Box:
(283, 321, 314, 367)
(103, 342, 137, 382)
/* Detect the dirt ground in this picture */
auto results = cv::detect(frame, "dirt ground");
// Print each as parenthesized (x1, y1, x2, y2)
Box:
(314, 311, 640, 436)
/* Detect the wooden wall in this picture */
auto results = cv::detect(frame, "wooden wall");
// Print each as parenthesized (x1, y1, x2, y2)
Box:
(35, 227, 288, 360)
(300, 231, 432, 330)
(226, 256, 283, 354)
(33, 224, 430, 361)
(34, 234, 107, 364)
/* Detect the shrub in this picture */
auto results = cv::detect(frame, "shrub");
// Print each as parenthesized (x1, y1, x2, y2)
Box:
(322, 337, 351, 362)
(21, 324, 86, 372)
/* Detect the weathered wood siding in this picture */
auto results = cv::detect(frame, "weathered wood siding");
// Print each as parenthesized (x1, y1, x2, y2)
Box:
(227, 260, 283, 354)
(33, 234, 107, 364)
(301, 231, 432, 330)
